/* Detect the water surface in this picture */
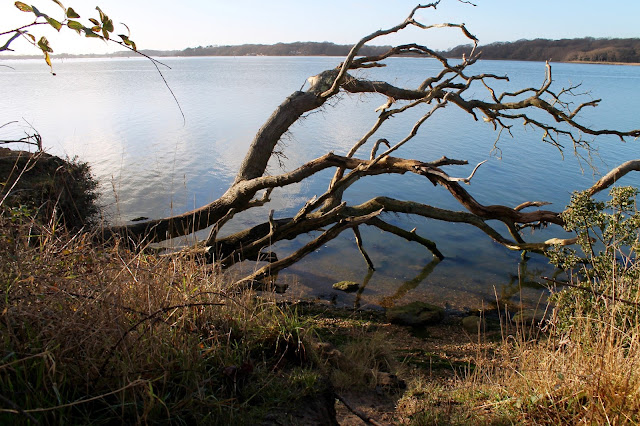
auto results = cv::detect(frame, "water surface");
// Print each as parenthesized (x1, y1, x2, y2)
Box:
(2, 56, 639, 310)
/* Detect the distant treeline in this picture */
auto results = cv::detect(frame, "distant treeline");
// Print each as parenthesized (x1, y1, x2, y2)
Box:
(1, 42, 391, 60)
(173, 42, 391, 57)
(444, 37, 640, 63)
(32, 42, 392, 59)
(3, 39, 640, 63)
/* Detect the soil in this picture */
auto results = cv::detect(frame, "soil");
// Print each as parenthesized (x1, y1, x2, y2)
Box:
(295, 303, 503, 425)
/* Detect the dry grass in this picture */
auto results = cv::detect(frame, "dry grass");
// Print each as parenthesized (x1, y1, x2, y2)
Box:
(436, 188, 640, 425)
(330, 330, 396, 390)
(472, 292, 640, 424)
(0, 208, 319, 424)
(393, 296, 640, 424)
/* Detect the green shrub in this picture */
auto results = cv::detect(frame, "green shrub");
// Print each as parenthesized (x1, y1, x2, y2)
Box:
(548, 186, 640, 334)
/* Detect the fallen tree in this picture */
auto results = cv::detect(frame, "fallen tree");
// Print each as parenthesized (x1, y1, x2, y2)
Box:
(106, 2, 640, 287)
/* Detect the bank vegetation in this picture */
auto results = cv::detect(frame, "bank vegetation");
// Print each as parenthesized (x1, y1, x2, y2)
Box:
(445, 37, 640, 64)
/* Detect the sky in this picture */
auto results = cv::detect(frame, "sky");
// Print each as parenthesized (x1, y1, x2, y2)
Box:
(2, 0, 640, 55)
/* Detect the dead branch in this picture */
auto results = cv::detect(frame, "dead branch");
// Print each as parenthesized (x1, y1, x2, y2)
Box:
(234, 209, 383, 288)
(0, 120, 43, 151)
(335, 392, 384, 426)
(205, 207, 236, 247)
(367, 217, 444, 260)
(370, 138, 390, 160)
(514, 201, 553, 212)
(319, 1, 478, 98)
(585, 159, 640, 196)
(415, 159, 486, 185)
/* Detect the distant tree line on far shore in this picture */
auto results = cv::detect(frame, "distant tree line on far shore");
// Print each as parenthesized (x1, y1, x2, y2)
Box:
(0, 42, 392, 59)
(177, 42, 392, 57)
(444, 37, 640, 63)
(3, 38, 640, 63)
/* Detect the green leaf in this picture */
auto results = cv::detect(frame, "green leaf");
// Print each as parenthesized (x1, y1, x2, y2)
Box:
(119, 34, 136, 50)
(103, 18, 114, 33)
(102, 28, 109, 40)
(66, 20, 83, 30)
(31, 5, 44, 17)
(89, 18, 100, 25)
(84, 28, 100, 38)
(14, 2, 32, 12)
(51, 0, 64, 9)
(37, 36, 53, 53)
(66, 7, 80, 18)
(46, 16, 62, 31)
(95, 6, 105, 22)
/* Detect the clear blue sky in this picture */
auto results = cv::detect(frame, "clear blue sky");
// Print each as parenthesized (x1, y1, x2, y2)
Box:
(2, 0, 639, 55)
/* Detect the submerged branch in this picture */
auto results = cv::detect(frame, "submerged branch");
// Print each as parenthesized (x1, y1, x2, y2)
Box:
(353, 226, 376, 270)
(367, 217, 444, 260)
(234, 209, 384, 288)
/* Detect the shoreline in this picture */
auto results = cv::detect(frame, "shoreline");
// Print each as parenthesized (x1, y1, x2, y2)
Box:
(564, 60, 640, 66)
(2, 54, 640, 67)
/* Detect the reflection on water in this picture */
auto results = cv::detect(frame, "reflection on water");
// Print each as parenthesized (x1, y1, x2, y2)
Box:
(377, 258, 442, 309)
(493, 255, 563, 311)
(2, 57, 640, 309)
(306, 253, 558, 311)
(353, 269, 375, 309)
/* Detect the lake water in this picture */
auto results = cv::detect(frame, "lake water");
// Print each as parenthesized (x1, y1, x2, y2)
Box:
(2, 56, 640, 310)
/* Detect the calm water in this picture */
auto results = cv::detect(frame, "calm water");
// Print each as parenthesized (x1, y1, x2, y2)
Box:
(2, 56, 640, 310)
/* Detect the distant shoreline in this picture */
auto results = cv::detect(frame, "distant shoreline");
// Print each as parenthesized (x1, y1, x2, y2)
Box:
(3, 37, 640, 66)
(2, 54, 640, 67)
(563, 60, 640, 66)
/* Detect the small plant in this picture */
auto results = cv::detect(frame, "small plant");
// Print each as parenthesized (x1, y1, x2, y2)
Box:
(549, 186, 640, 334)
(330, 330, 395, 390)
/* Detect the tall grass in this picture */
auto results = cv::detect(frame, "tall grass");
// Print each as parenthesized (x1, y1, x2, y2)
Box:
(0, 207, 318, 424)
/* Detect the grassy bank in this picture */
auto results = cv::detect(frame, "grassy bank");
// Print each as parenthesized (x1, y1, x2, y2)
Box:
(0, 208, 337, 424)
(2, 151, 639, 424)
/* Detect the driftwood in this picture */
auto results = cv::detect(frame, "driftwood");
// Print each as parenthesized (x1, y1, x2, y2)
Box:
(103, 2, 640, 287)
